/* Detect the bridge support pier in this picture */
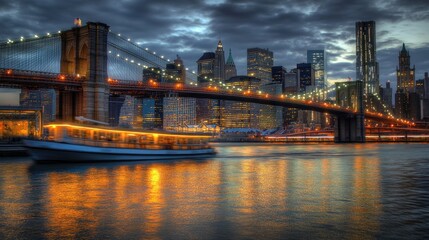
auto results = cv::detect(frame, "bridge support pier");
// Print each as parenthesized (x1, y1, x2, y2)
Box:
(60, 22, 110, 123)
(56, 91, 82, 121)
(334, 114, 365, 143)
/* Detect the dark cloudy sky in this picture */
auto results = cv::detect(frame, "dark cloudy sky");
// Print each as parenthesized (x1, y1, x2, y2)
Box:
(1, 0, 429, 90)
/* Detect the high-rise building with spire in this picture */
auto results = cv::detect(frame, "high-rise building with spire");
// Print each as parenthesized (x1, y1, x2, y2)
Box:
(396, 43, 415, 93)
(214, 40, 225, 82)
(395, 43, 418, 120)
(225, 49, 237, 80)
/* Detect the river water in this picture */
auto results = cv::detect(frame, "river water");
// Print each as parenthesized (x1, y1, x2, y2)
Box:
(0, 143, 428, 239)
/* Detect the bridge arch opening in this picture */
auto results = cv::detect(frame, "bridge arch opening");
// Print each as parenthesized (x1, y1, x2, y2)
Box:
(66, 46, 75, 74)
(78, 43, 88, 76)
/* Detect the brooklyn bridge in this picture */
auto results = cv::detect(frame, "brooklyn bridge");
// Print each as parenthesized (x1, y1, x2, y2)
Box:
(0, 22, 416, 143)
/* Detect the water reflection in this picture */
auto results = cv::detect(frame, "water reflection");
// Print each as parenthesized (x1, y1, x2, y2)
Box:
(0, 144, 427, 239)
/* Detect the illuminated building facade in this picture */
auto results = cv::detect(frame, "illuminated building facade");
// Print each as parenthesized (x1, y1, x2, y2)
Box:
(196, 49, 221, 125)
(307, 50, 326, 90)
(396, 43, 415, 93)
(296, 63, 314, 92)
(247, 48, 273, 86)
(0, 106, 42, 140)
(163, 96, 196, 131)
(20, 89, 55, 124)
(260, 82, 284, 129)
(164, 56, 196, 130)
(223, 76, 261, 128)
(395, 43, 416, 119)
(356, 21, 379, 98)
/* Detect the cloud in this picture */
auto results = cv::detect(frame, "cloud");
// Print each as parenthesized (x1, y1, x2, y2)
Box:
(0, 0, 428, 86)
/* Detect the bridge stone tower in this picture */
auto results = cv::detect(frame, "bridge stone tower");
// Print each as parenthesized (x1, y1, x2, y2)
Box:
(335, 80, 365, 143)
(60, 22, 110, 122)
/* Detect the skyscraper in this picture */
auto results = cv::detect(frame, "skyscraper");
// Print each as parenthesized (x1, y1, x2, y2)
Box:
(225, 49, 237, 81)
(214, 40, 225, 82)
(163, 56, 195, 130)
(296, 63, 314, 92)
(307, 50, 326, 89)
(395, 43, 416, 119)
(223, 76, 261, 128)
(247, 48, 273, 86)
(396, 43, 415, 93)
(356, 21, 379, 97)
(196, 49, 220, 125)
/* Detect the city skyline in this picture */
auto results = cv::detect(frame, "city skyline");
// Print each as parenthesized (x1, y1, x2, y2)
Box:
(0, 0, 428, 90)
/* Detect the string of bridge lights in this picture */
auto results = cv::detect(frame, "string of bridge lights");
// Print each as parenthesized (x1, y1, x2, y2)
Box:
(4, 31, 61, 44)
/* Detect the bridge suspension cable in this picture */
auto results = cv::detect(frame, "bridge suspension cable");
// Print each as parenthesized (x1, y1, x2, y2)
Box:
(0, 33, 61, 73)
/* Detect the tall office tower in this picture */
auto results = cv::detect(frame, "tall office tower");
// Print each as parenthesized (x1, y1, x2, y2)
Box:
(384, 81, 393, 109)
(225, 49, 237, 80)
(223, 76, 261, 128)
(20, 89, 55, 124)
(108, 95, 125, 126)
(396, 43, 415, 93)
(196, 49, 221, 125)
(272, 66, 287, 88)
(415, 79, 424, 98)
(260, 82, 284, 129)
(214, 40, 225, 82)
(284, 70, 299, 124)
(395, 43, 416, 119)
(247, 48, 273, 86)
(163, 56, 196, 130)
(356, 21, 379, 99)
(307, 50, 326, 90)
(296, 63, 315, 92)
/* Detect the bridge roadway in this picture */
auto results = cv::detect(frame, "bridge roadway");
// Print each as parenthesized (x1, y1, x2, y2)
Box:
(0, 68, 412, 126)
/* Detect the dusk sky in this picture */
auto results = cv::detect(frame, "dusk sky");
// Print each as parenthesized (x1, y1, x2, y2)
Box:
(1, 0, 429, 93)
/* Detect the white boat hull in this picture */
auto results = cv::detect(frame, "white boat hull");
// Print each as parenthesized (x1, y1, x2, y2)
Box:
(24, 140, 216, 162)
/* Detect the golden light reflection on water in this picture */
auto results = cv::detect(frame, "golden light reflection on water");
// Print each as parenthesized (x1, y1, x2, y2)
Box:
(0, 144, 386, 238)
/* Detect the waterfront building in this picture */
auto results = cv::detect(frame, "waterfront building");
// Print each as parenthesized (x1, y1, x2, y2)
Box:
(223, 76, 261, 128)
(0, 106, 42, 140)
(163, 96, 196, 131)
(247, 48, 273, 86)
(164, 56, 195, 130)
(20, 89, 55, 124)
(260, 82, 284, 129)
(225, 49, 237, 81)
(356, 21, 379, 97)
(307, 50, 326, 90)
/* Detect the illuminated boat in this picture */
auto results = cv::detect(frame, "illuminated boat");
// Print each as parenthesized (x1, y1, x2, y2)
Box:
(24, 123, 216, 162)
